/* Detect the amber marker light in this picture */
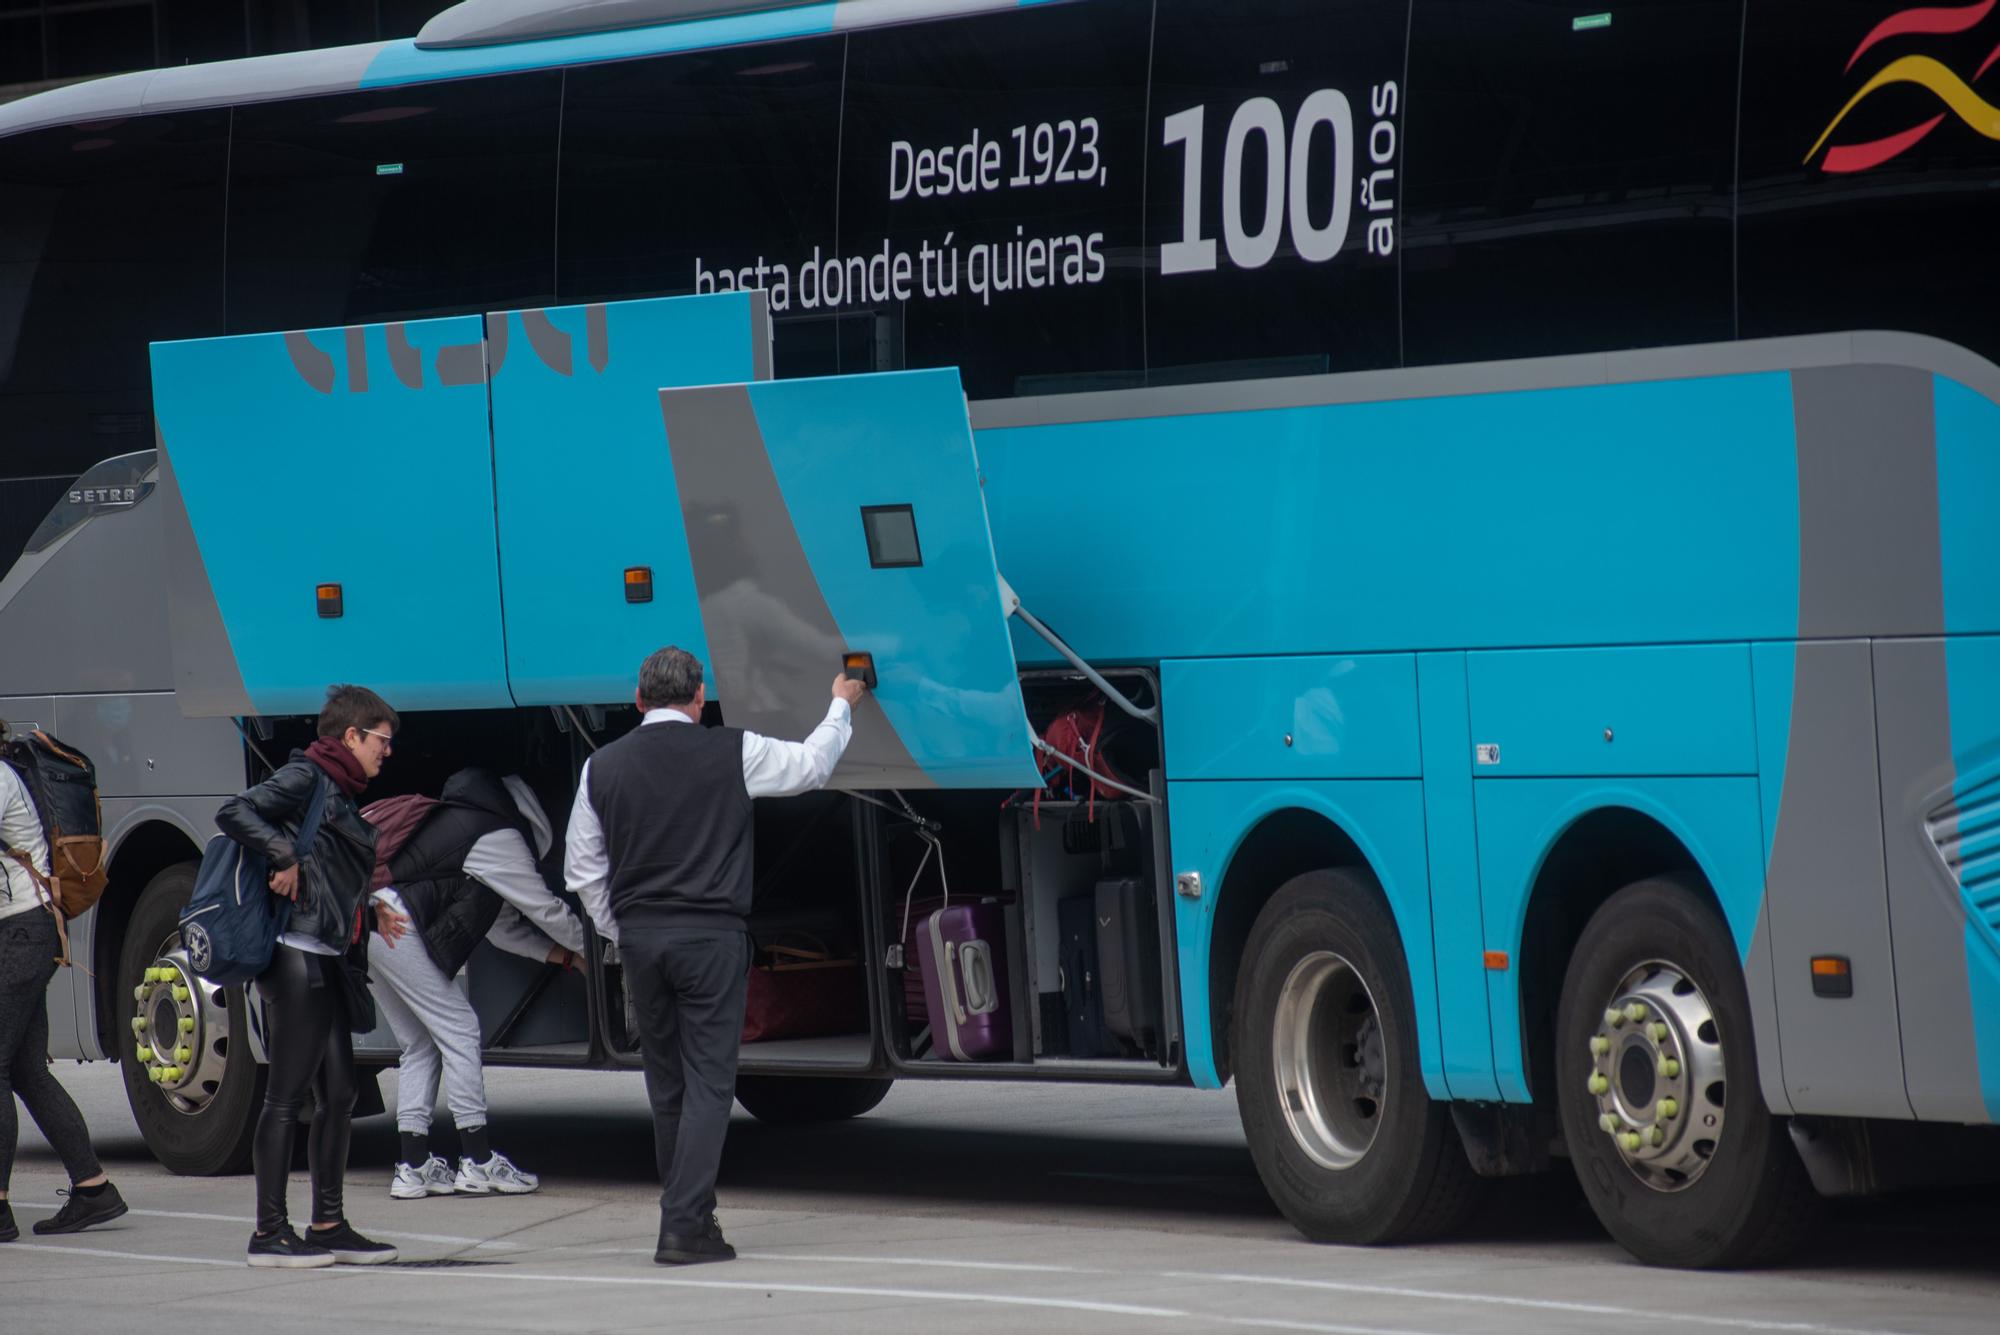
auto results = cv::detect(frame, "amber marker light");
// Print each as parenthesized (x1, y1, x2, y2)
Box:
(1810, 955, 1853, 999)
(316, 584, 343, 618)
(624, 566, 653, 604)
(1483, 950, 1510, 972)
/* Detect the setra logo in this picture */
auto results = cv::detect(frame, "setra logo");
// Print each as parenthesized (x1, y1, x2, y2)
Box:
(1805, 0, 2000, 173)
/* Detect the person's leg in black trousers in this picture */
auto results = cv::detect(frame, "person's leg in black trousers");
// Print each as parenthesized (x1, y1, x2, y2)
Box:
(252, 946, 335, 1237)
(305, 954, 357, 1231)
(623, 926, 750, 1264)
(0, 910, 123, 1241)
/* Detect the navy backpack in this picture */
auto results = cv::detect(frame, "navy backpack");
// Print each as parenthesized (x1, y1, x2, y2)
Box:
(179, 768, 329, 986)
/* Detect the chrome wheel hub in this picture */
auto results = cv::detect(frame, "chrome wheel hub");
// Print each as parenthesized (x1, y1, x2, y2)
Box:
(1272, 950, 1386, 1171)
(130, 940, 231, 1116)
(1584, 959, 1728, 1192)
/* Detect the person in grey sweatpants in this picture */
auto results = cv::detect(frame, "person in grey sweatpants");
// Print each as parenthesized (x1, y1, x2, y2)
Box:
(366, 770, 587, 1200)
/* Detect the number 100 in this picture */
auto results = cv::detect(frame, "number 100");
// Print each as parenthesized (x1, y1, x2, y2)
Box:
(1161, 92, 1354, 276)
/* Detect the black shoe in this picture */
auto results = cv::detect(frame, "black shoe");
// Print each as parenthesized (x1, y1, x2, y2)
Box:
(308, 1219, 399, 1265)
(655, 1214, 736, 1266)
(0, 1201, 18, 1243)
(246, 1225, 335, 1269)
(32, 1183, 127, 1235)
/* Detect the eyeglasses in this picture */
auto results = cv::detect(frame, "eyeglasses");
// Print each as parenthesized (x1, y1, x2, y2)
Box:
(361, 727, 394, 750)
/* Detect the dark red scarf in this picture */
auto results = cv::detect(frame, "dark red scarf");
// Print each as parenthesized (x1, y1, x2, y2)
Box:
(304, 735, 369, 799)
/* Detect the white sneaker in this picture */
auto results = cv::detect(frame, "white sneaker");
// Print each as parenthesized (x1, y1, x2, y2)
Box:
(390, 1155, 458, 1200)
(456, 1152, 539, 1196)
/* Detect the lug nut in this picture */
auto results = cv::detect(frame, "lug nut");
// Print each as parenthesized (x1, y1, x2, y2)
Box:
(1649, 1022, 1670, 1042)
(131, 1017, 147, 1034)
(176, 1045, 194, 1064)
(1657, 1056, 1681, 1078)
(1588, 1073, 1610, 1095)
(135, 1046, 153, 1062)
(1659, 1098, 1680, 1119)
(133, 985, 149, 1002)
(148, 1066, 164, 1083)
(179, 1017, 196, 1033)
(1620, 1131, 1643, 1152)
(1650, 1127, 1666, 1147)
(1624, 1002, 1648, 1023)
(1600, 1113, 1621, 1133)
(1605, 1008, 1625, 1028)
(1589, 1036, 1611, 1057)
(163, 1067, 182, 1082)
(171, 985, 190, 1003)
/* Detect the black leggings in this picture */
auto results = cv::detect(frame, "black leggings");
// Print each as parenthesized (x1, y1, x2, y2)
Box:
(0, 910, 101, 1192)
(252, 946, 355, 1233)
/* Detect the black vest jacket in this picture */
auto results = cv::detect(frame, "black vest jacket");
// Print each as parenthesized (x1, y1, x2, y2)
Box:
(389, 769, 525, 978)
(588, 721, 753, 929)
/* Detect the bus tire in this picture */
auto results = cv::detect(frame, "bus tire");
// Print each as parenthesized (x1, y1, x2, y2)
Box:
(1555, 875, 1821, 1268)
(735, 1075, 894, 1125)
(1233, 868, 1482, 1244)
(116, 862, 266, 1176)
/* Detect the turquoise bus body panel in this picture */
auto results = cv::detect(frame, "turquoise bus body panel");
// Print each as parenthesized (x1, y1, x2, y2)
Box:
(1161, 655, 1420, 781)
(1165, 777, 1440, 1096)
(1930, 377, 2000, 1120)
(1416, 652, 1500, 1101)
(1464, 645, 1758, 778)
(150, 316, 511, 714)
(979, 374, 1803, 666)
(490, 294, 768, 705)
(1472, 777, 1767, 1103)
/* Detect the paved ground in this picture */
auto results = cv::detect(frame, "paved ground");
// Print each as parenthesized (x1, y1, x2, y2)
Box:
(3, 1063, 1996, 1333)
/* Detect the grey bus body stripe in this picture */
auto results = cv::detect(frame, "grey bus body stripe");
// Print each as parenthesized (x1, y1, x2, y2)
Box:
(155, 432, 256, 718)
(658, 383, 932, 790)
(969, 332, 2000, 429)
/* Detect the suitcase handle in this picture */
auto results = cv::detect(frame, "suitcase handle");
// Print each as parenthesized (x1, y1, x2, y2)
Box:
(945, 940, 999, 1020)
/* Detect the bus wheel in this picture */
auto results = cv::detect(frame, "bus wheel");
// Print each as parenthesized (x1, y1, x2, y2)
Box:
(116, 863, 266, 1175)
(1234, 869, 1482, 1243)
(1555, 876, 1820, 1268)
(735, 1075, 894, 1125)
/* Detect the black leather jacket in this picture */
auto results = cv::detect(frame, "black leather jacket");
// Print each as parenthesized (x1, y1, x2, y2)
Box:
(216, 755, 379, 956)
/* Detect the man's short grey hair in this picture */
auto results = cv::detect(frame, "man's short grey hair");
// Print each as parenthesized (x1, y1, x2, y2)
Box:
(638, 647, 704, 709)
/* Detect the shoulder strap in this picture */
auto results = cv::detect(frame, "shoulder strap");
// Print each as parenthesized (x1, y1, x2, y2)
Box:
(293, 768, 332, 862)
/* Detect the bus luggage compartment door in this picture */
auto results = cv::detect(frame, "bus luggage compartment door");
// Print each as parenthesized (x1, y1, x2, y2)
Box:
(151, 317, 509, 716)
(657, 368, 1041, 790)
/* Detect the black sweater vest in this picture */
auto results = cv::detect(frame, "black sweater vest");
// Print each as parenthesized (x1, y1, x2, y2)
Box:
(588, 721, 754, 929)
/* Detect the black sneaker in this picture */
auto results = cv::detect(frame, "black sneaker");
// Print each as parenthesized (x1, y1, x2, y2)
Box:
(308, 1219, 398, 1265)
(655, 1214, 736, 1266)
(32, 1183, 127, 1235)
(0, 1201, 18, 1243)
(247, 1225, 335, 1269)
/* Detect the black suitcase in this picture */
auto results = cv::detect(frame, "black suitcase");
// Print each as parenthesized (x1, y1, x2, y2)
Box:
(1095, 876, 1162, 1055)
(1056, 894, 1118, 1057)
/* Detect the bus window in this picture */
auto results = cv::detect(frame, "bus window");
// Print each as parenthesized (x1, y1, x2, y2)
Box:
(1144, 0, 1404, 388)
(1402, 0, 1738, 367)
(226, 72, 561, 333)
(1740, 0, 2000, 368)
(0, 110, 224, 561)
(557, 37, 844, 377)
(840, 0, 1150, 399)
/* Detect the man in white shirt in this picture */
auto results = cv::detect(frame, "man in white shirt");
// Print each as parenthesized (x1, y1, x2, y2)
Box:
(566, 647, 860, 1265)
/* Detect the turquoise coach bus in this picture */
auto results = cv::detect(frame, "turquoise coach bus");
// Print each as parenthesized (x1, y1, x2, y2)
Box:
(2, 0, 1997, 1270)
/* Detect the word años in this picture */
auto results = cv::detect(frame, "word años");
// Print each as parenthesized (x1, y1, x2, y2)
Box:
(696, 229, 1107, 311)
(889, 118, 1105, 200)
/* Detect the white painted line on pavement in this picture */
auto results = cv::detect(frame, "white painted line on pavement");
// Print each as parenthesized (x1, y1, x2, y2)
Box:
(5, 1240, 1457, 1334)
(1163, 1271, 1916, 1335)
(9, 1200, 523, 1251)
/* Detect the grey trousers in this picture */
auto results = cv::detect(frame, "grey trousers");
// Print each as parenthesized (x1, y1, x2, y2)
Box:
(619, 926, 749, 1233)
(370, 938, 488, 1135)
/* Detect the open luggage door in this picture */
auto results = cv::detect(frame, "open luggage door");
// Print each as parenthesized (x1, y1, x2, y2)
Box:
(657, 368, 1042, 790)
(151, 316, 508, 716)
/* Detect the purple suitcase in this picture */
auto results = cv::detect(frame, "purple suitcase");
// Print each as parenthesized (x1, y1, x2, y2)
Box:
(916, 901, 1014, 1061)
